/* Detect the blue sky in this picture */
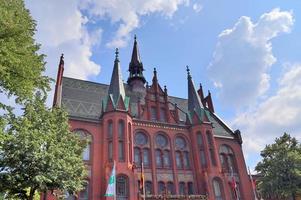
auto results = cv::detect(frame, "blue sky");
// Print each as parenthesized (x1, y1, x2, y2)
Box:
(25, 0, 301, 171)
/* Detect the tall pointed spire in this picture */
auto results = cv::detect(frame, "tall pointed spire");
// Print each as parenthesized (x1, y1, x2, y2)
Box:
(187, 66, 203, 113)
(108, 48, 126, 104)
(127, 35, 146, 86)
(53, 54, 64, 107)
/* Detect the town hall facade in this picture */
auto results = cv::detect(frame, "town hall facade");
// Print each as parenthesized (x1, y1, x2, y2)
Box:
(50, 36, 254, 200)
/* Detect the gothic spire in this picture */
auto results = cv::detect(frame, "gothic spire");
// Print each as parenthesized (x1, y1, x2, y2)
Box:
(53, 54, 64, 107)
(127, 35, 146, 85)
(108, 48, 126, 104)
(187, 66, 203, 113)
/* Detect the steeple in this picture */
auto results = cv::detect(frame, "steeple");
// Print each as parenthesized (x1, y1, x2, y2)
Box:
(108, 48, 126, 104)
(127, 35, 146, 86)
(53, 54, 64, 107)
(187, 66, 203, 113)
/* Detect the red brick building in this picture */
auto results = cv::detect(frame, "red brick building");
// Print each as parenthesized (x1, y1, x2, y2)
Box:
(51, 37, 254, 200)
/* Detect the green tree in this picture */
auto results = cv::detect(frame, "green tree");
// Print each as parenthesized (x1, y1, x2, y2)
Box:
(255, 133, 301, 200)
(0, 0, 49, 108)
(0, 94, 87, 200)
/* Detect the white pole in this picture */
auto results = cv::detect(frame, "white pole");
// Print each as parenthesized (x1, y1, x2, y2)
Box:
(114, 161, 116, 200)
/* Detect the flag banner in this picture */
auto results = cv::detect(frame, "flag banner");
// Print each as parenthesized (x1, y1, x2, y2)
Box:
(230, 167, 239, 200)
(105, 162, 116, 197)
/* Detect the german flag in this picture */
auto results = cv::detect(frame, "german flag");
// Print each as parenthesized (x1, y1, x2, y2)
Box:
(140, 161, 145, 194)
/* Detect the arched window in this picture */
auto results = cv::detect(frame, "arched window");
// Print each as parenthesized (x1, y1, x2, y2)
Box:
(145, 181, 153, 195)
(108, 120, 113, 139)
(167, 182, 175, 195)
(207, 131, 216, 166)
(134, 131, 150, 167)
(73, 130, 92, 162)
(116, 175, 128, 200)
(107, 121, 113, 161)
(197, 132, 206, 167)
(175, 136, 190, 169)
(187, 182, 194, 195)
(155, 133, 170, 168)
(212, 178, 224, 200)
(179, 182, 185, 195)
(118, 120, 125, 162)
(158, 182, 165, 194)
(219, 145, 237, 173)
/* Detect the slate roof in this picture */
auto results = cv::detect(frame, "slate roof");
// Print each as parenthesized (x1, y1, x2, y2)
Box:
(61, 77, 234, 138)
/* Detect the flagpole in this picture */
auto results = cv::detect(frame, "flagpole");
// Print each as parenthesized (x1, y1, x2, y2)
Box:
(141, 160, 146, 200)
(114, 161, 116, 200)
(248, 166, 258, 200)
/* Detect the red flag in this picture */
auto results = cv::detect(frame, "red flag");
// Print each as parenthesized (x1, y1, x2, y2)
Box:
(230, 167, 239, 200)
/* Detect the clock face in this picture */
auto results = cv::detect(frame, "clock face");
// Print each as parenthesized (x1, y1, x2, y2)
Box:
(135, 132, 147, 146)
(156, 134, 168, 148)
(175, 137, 186, 149)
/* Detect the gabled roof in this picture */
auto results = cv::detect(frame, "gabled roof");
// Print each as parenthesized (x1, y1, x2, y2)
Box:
(61, 77, 234, 138)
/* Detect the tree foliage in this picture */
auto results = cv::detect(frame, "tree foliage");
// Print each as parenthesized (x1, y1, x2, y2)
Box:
(0, 95, 87, 200)
(255, 133, 301, 200)
(0, 0, 50, 107)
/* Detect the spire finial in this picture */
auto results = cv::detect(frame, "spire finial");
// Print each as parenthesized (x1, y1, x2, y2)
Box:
(134, 34, 137, 41)
(186, 65, 191, 77)
(59, 53, 64, 65)
(115, 48, 119, 60)
(154, 67, 157, 74)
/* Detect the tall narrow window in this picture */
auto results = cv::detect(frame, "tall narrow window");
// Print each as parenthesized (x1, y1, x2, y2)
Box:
(160, 108, 166, 122)
(158, 182, 165, 194)
(74, 130, 92, 162)
(108, 141, 113, 161)
(167, 182, 175, 195)
(145, 181, 153, 195)
(155, 150, 163, 167)
(143, 148, 150, 167)
(183, 151, 190, 168)
(197, 132, 207, 168)
(213, 178, 224, 200)
(134, 147, 141, 165)
(207, 131, 216, 166)
(188, 182, 194, 195)
(118, 120, 125, 162)
(163, 150, 171, 167)
(108, 121, 113, 139)
(116, 175, 128, 200)
(179, 182, 185, 195)
(151, 107, 157, 121)
(107, 121, 113, 162)
(176, 151, 182, 169)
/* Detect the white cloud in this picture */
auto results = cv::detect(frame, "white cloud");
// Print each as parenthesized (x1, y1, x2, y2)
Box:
(208, 8, 294, 108)
(80, 0, 189, 48)
(192, 3, 202, 13)
(232, 63, 301, 156)
(25, 0, 101, 81)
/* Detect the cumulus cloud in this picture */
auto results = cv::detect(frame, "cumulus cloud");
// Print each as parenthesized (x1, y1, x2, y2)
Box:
(208, 8, 294, 108)
(232, 63, 301, 156)
(25, 0, 101, 81)
(80, 0, 189, 48)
